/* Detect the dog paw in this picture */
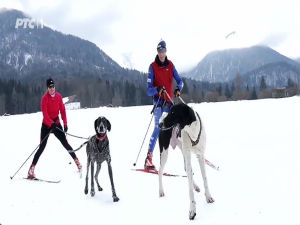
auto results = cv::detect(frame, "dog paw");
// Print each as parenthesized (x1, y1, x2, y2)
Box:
(91, 190, 95, 197)
(98, 186, 103, 191)
(206, 196, 215, 203)
(84, 188, 88, 195)
(189, 201, 196, 220)
(113, 196, 119, 202)
(159, 190, 165, 197)
(189, 211, 196, 220)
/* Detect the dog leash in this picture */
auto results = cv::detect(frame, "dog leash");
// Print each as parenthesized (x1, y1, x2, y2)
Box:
(163, 90, 186, 105)
(186, 112, 202, 146)
(55, 127, 90, 153)
(178, 96, 186, 104)
(163, 91, 174, 105)
(68, 140, 89, 153)
(56, 127, 89, 140)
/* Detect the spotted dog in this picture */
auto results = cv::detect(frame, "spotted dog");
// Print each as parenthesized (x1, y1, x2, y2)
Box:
(158, 103, 214, 220)
(84, 116, 119, 202)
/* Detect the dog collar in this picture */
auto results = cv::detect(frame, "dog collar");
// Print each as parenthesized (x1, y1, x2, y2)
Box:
(96, 134, 107, 141)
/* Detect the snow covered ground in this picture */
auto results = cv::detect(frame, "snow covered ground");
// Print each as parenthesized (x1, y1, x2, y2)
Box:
(0, 96, 299, 225)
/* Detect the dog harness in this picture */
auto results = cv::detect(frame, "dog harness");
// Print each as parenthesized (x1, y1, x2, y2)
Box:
(187, 112, 202, 146)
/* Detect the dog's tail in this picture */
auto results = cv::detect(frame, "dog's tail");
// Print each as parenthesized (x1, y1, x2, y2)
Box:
(68, 141, 89, 153)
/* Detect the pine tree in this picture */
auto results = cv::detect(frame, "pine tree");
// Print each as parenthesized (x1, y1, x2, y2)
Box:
(231, 82, 235, 94)
(250, 87, 257, 100)
(287, 78, 296, 88)
(234, 74, 243, 92)
(260, 76, 267, 91)
(216, 85, 222, 96)
(225, 84, 232, 99)
(182, 78, 189, 94)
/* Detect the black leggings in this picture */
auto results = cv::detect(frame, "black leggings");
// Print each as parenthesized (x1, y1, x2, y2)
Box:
(31, 123, 77, 165)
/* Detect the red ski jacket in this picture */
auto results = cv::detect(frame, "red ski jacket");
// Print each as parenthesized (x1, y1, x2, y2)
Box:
(151, 60, 174, 103)
(41, 92, 67, 128)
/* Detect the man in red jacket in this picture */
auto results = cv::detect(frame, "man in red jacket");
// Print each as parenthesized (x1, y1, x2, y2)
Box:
(27, 78, 82, 179)
(145, 40, 183, 170)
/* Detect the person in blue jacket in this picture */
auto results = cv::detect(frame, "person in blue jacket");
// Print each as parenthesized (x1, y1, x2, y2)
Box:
(145, 40, 183, 170)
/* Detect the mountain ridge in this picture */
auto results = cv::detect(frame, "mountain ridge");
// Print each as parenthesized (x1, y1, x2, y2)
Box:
(183, 45, 299, 87)
(0, 8, 142, 82)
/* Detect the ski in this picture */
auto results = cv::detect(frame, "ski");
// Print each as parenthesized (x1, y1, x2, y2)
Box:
(24, 177, 61, 183)
(132, 168, 187, 177)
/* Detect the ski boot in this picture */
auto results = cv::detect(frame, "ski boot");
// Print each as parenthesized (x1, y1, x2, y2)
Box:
(27, 164, 36, 179)
(144, 151, 156, 170)
(74, 157, 82, 170)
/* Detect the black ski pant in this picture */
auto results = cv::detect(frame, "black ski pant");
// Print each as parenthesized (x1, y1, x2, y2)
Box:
(31, 123, 77, 165)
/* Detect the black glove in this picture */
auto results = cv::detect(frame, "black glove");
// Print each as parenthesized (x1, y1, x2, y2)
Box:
(157, 86, 165, 96)
(50, 123, 57, 131)
(174, 87, 181, 97)
(64, 125, 68, 133)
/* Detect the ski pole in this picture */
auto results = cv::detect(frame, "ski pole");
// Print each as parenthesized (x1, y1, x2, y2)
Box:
(133, 96, 161, 167)
(10, 129, 52, 180)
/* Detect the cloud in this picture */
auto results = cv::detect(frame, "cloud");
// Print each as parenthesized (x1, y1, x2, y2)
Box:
(259, 33, 288, 48)
(121, 52, 134, 69)
(1, 0, 299, 72)
(5, 0, 121, 47)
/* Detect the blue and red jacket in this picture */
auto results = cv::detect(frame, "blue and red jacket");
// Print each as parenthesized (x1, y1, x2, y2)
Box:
(41, 91, 67, 128)
(147, 55, 183, 105)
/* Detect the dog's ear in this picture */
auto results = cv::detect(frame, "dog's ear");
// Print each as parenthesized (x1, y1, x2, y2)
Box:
(185, 105, 196, 125)
(178, 105, 195, 129)
(105, 118, 111, 131)
(94, 117, 100, 134)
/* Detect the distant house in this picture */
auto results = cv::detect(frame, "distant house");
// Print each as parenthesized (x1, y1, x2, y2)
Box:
(63, 95, 81, 110)
(271, 88, 289, 98)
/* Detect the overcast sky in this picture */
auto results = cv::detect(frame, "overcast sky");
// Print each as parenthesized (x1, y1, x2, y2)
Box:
(1, 0, 299, 73)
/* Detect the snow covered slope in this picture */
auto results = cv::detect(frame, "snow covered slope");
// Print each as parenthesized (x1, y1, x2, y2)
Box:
(0, 97, 299, 225)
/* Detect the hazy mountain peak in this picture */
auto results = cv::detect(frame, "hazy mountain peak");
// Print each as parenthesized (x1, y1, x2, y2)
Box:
(185, 45, 299, 84)
(0, 8, 127, 81)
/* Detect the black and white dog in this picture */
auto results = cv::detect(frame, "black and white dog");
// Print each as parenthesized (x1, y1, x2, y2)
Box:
(84, 116, 119, 202)
(158, 103, 214, 220)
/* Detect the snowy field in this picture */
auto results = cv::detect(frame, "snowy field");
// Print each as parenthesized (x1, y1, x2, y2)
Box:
(0, 96, 299, 225)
